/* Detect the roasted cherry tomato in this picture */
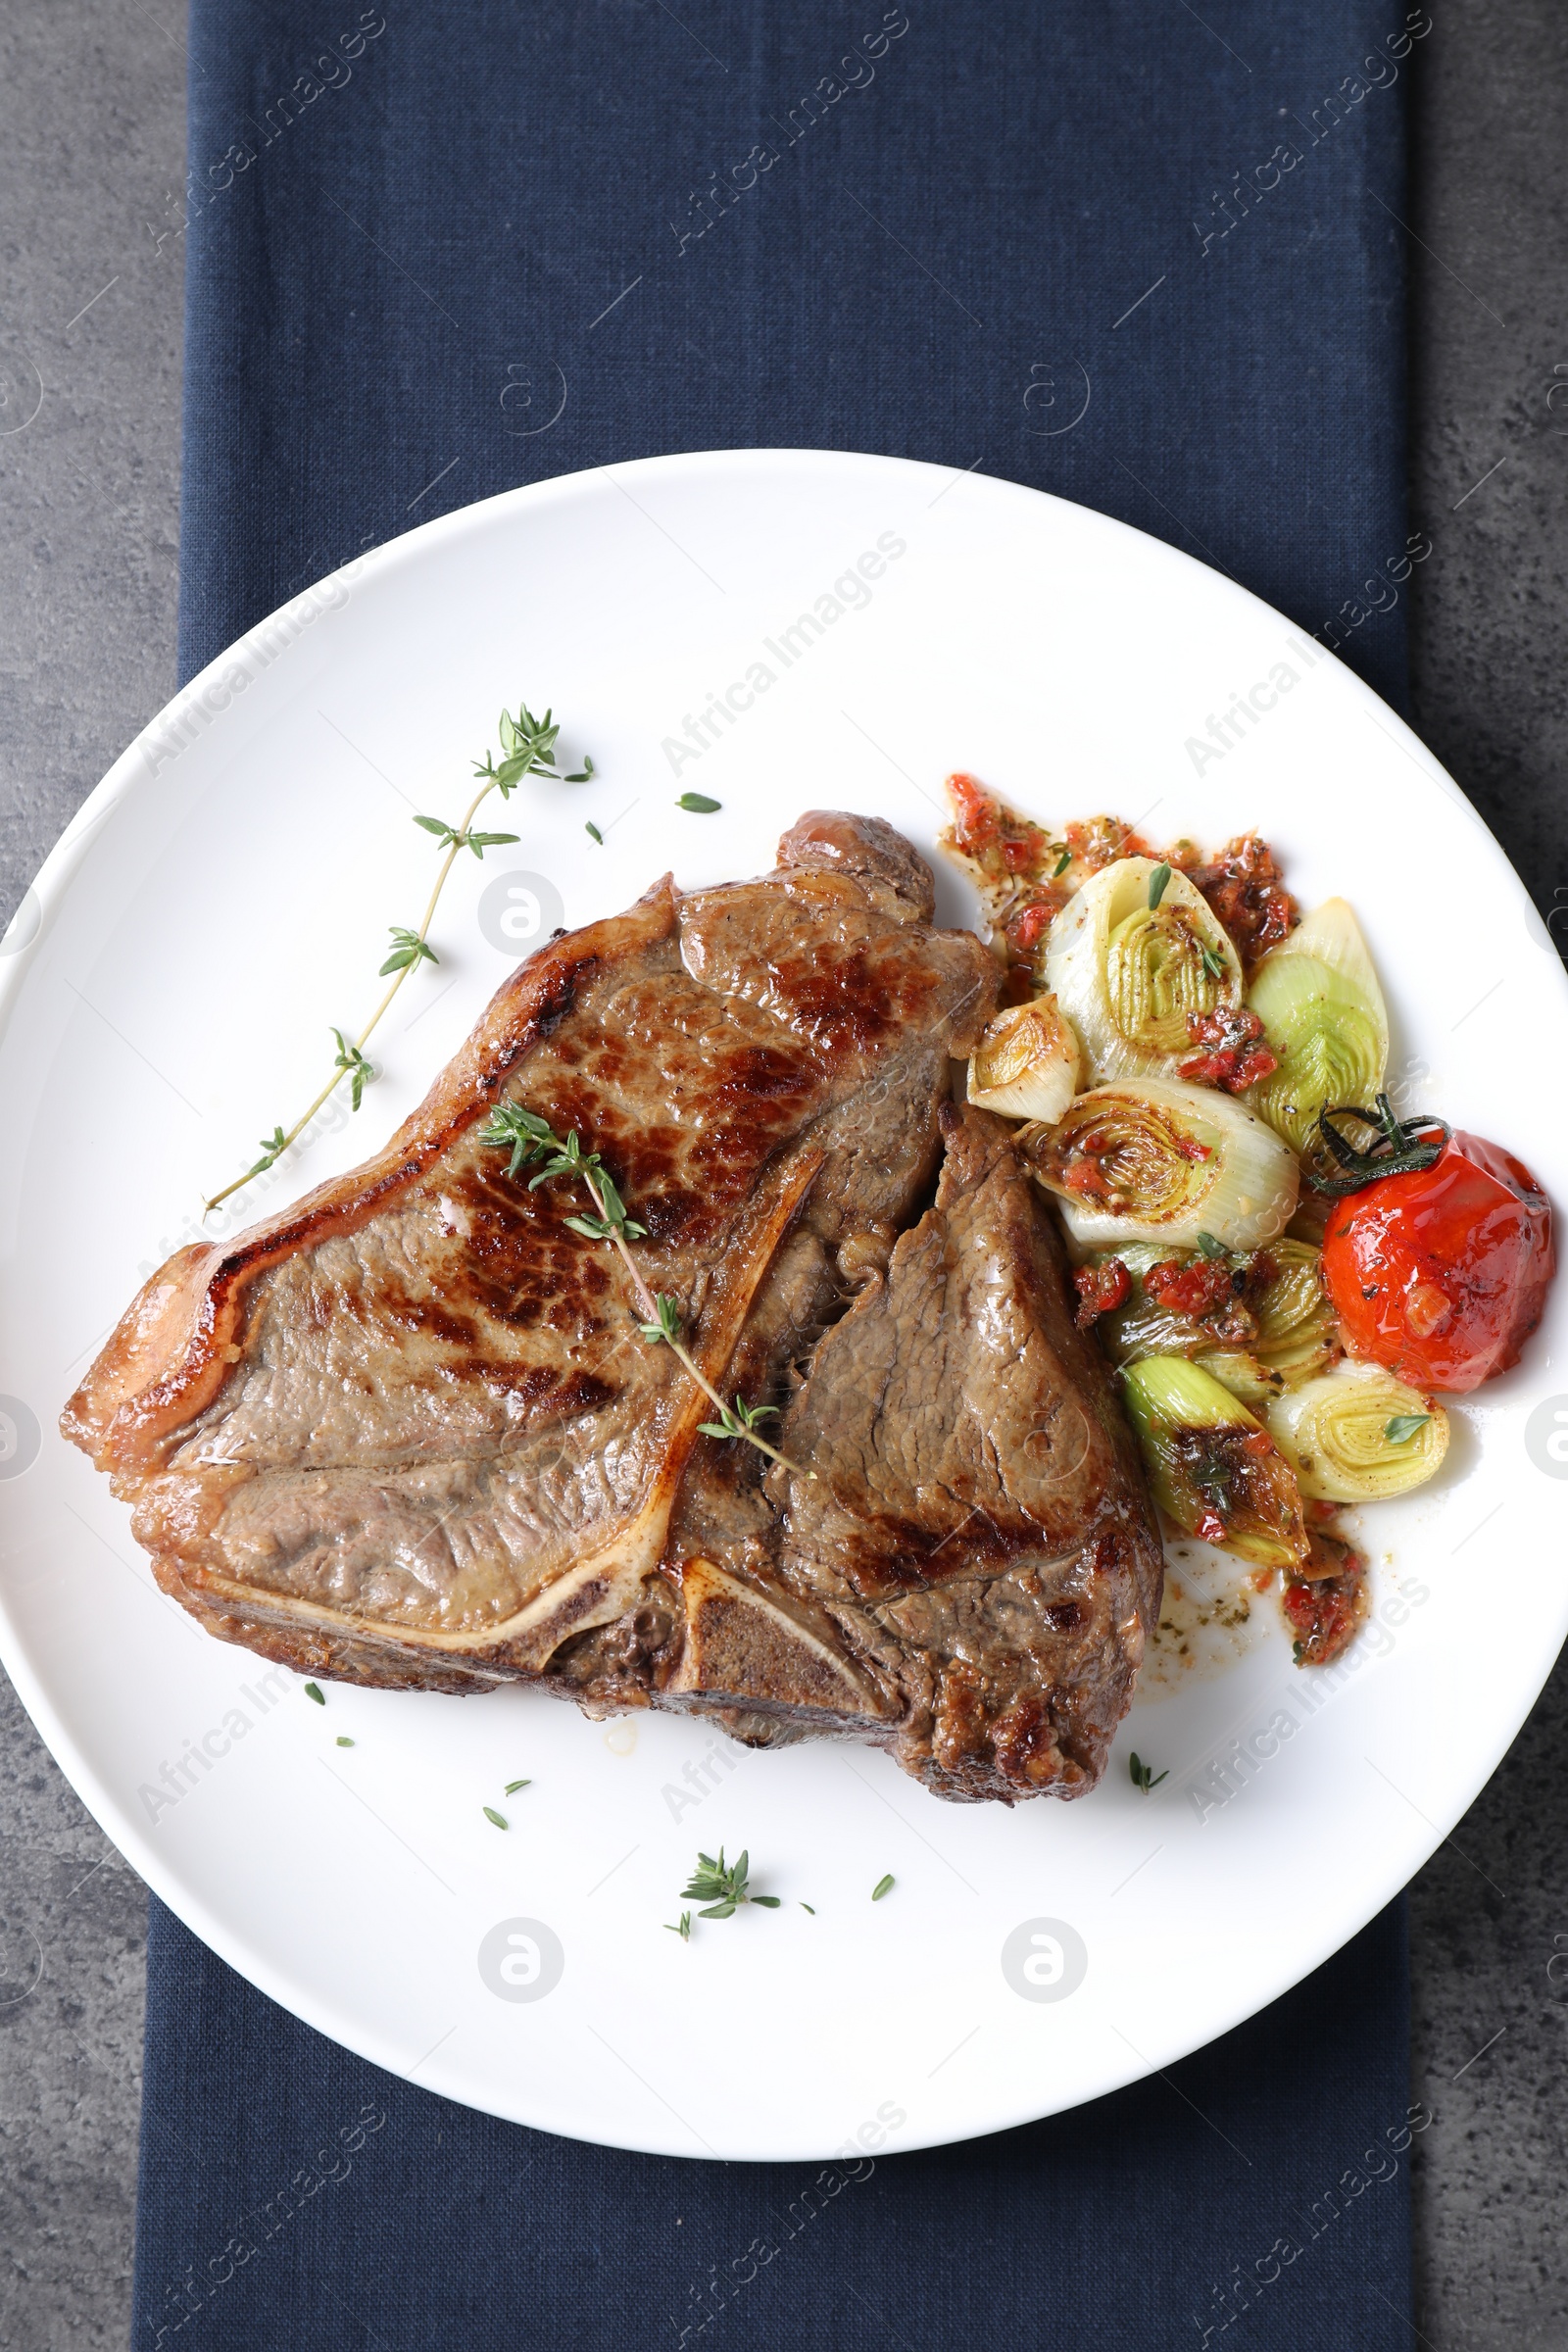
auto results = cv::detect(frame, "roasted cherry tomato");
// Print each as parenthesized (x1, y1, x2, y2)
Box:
(1322, 1132, 1554, 1393)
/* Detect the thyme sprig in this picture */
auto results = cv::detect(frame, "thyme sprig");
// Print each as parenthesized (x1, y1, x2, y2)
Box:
(204, 702, 592, 1214)
(679, 1847, 781, 1920)
(479, 1102, 814, 1478)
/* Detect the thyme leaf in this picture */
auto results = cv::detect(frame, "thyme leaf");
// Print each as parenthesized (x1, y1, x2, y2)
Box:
(1129, 1751, 1168, 1793)
(330, 1027, 373, 1112)
(698, 1396, 780, 1444)
(482, 1806, 508, 1831)
(1385, 1413, 1431, 1445)
(304, 1683, 324, 1705)
(504, 1778, 532, 1794)
(248, 1125, 288, 1179)
(665, 1911, 692, 1940)
(676, 792, 721, 812)
(871, 1874, 895, 1901)
(638, 1295, 682, 1347)
(380, 924, 439, 977)
(1148, 860, 1172, 910)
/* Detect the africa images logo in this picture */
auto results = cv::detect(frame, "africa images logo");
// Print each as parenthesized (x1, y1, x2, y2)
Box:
(477, 869, 564, 955)
(1525, 1394, 1568, 1479)
(1001, 1917, 1089, 2002)
(476, 1918, 565, 2004)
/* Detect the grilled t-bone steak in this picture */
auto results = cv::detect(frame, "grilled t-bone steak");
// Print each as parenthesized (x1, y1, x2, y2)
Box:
(64, 812, 1162, 1802)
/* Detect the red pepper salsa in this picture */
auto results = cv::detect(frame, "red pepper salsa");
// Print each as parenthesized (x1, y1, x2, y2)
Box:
(1072, 1258, 1131, 1329)
(1282, 1527, 1369, 1666)
(1185, 834, 1298, 972)
(1176, 1004, 1279, 1094)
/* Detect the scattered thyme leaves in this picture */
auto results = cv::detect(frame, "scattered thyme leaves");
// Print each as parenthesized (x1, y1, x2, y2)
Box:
(304, 1683, 324, 1706)
(585, 821, 604, 845)
(1129, 1752, 1168, 1793)
(336, 1736, 355, 1747)
(483, 1806, 508, 1831)
(676, 792, 721, 813)
(871, 1874, 895, 1902)
(665, 1911, 692, 1941)
(1052, 847, 1072, 878)
(679, 1847, 779, 1919)
(1199, 942, 1226, 980)
(800, 1903, 816, 1915)
(504, 1778, 532, 1794)
(1147, 860, 1172, 910)
(1196, 1231, 1229, 1260)
(1385, 1413, 1431, 1445)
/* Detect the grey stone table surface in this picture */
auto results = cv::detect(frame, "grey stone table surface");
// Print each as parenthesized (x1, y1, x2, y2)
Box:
(0, 3, 1565, 2347)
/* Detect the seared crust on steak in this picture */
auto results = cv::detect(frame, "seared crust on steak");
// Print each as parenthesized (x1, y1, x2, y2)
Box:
(63, 812, 1162, 1800)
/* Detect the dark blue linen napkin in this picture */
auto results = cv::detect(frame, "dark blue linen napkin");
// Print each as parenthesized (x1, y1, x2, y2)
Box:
(138, 1898, 1415, 2351)
(136, 2, 1423, 2344)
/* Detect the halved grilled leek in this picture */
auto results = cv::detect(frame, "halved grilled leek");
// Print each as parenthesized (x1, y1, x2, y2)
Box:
(1121, 1355, 1308, 1569)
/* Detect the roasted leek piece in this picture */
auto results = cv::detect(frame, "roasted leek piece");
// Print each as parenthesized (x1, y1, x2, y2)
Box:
(1046, 857, 1244, 1081)
(1249, 1239, 1340, 1386)
(1267, 1364, 1448, 1501)
(1023, 1075, 1298, 1251)
(966, 992, 1080, 1123)
(1247, 899, 1389, 1154)
(1121, 1356, 1309, 1569)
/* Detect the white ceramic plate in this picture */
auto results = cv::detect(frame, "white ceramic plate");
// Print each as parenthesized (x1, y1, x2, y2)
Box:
(3, 451, 1564, 2162)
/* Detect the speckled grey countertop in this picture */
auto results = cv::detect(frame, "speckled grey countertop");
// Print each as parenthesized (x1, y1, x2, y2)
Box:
(1, 3, 1565, 2344)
